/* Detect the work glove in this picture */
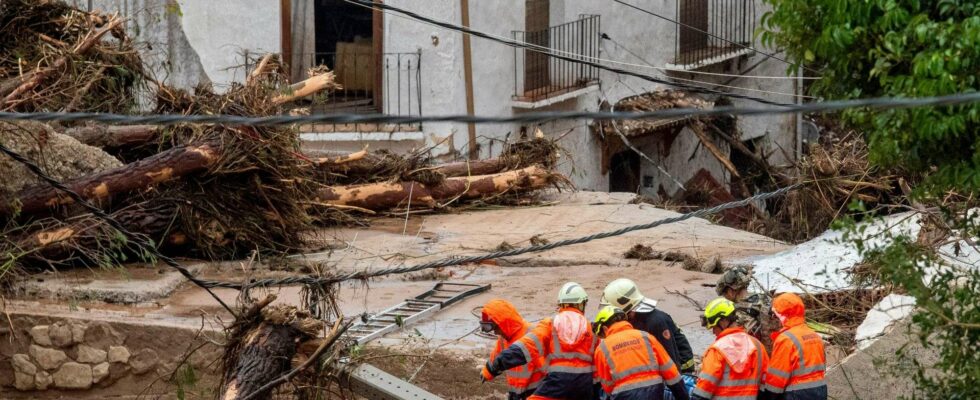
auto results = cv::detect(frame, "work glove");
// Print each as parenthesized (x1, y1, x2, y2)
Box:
(680, 358, 697, 373)
(481, 362, 499, 382)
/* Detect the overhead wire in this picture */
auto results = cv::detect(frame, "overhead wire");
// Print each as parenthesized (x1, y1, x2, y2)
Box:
(612, 0, 821, 75)
(600, 35, 818, 100)
(344, 0, 793, 107)
(343, 0, 816, 82)
(2, 90, 978, 126)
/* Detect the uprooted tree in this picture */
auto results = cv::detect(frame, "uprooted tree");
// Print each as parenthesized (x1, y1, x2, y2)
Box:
(762, 0, 980, 397)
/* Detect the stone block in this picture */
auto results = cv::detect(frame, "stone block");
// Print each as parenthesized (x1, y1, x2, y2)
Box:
(76, 345, 107, 364)
(53, 362, 92, 390)
(11, 353, 37, 375)
(30, 344, 68, 371)
(108, 345, 131, 363)
(92, 362, 109, 383)
(128, 348, 159, 375)
(71, 323, 86, 344)
(29, 325, 52, 346)
(35, 371, 52, 390)
(84, 322, 125, 350)
(48, 321, 74, 348)
(14, 372, 34, 391)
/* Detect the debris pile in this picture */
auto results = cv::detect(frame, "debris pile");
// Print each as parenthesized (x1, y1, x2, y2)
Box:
(0, 1, 566, 275)
(0, 0, 143, 113)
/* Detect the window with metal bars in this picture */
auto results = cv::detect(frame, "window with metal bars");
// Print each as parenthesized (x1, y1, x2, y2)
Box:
(673, 0, 756, 70)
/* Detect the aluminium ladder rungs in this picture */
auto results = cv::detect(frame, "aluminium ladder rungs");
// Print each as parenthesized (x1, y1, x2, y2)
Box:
(343, 282, 491, 346)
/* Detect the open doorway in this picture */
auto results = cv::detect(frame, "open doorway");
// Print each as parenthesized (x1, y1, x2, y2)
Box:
(313, 0, 382, 112)
(609, 150, 641, 193)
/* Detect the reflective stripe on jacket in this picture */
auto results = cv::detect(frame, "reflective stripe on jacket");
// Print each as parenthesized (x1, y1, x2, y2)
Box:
(493, 307, 597, 400)
(692, 327, 768, 400)
(594, 321, 685, 400)
(764, 293, 827, 400)
(484, 300, 547, 398)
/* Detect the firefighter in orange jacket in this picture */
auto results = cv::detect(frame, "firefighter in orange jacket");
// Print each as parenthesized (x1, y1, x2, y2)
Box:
(692, 298, 769, 400)
(482, 282, 596, 400)
(593, 306, 690, 400)
(761, 293, 828, 400)
(480, 299, 547, 400)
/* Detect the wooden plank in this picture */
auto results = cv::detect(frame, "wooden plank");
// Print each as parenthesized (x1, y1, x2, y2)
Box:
(460, 0, 478, 159)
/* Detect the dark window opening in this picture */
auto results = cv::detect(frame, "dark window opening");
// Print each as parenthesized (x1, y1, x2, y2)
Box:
(312, 0, 378, 112)
(609, 151, 641, 193)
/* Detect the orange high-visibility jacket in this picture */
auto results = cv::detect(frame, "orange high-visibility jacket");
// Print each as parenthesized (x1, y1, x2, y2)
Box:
(493, 307, 597, 400)
(692, 326, 768, 400)
(594, 321, 686, 400)
(764, 293, 827, 399)
(484, 300, 547, 398)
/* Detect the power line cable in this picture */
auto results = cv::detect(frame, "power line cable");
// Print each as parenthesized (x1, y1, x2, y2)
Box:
(197, 183, 802, 289)
(613, 0, 820, 75)
(344, 0, 816, 81)
(346, 0, 791, 107)
(2, 90, 978, 126)
(600, 34, 817, 99)
(0, 130, 803, 292)
(0, 142, 236, 315)
(598, 89, 687, 190)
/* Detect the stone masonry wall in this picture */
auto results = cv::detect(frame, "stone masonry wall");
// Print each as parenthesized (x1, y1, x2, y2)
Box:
(0, 313, 222, 398)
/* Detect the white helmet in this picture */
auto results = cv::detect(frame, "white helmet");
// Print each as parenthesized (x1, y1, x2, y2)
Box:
(557, 282, 589, 305)
(602, 278, 656, 313)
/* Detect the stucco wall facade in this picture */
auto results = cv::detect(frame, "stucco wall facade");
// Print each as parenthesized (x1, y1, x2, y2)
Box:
(71, 0, 798, 196)
(377, 0, 798, 195)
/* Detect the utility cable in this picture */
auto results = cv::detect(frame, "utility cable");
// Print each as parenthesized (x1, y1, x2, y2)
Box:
(1, 90, 978, 126)
(613, 0, 820, 75)
(199, 183, 801, 289)
(601, 34, 817, 99)
(598, 88, 687, 191)
(345, 0, 816, 82)
(0, 135, 801, 293)
(0, 142, 237, 315)
(346, 0, 792, 106)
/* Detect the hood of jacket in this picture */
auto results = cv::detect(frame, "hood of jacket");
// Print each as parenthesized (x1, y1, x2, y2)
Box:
(772, 292, 806, 329)
(482, 299, 527, 342)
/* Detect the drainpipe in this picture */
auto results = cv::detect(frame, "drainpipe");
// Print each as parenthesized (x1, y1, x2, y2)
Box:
(795, 63, 803, 163)
(280, 0, 293, 80)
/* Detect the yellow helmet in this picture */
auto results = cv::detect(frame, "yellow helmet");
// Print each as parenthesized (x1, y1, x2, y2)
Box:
(593, 306, 625, 334)
(701, 298, 736, 328)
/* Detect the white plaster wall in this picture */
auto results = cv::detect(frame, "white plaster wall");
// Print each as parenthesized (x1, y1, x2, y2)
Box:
(177, 0, 280, 88)
(72, 0, 210, 90)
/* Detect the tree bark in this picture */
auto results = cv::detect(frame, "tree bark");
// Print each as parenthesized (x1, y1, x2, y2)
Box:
(9, 202, 181, 264)
(316, 165, 554, 210)
(62, 125, 161, 150)
(271, 73, 338, 105)
(2, 142, 219, 217)
(220, 299, 323, 400)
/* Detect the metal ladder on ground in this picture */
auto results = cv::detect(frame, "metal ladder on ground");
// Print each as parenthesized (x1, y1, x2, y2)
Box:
(344, 282, 491, 346)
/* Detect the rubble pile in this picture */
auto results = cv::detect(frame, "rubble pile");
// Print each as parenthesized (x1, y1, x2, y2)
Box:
(0, 1, 565, 275)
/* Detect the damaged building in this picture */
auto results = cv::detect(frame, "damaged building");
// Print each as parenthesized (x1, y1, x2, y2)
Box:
(63, 0, 803, 200)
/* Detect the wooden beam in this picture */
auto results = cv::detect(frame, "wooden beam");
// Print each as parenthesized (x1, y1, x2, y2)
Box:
(460, 0, 478, 159)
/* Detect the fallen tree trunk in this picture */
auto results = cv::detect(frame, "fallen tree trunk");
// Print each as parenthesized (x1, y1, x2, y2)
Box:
(9, 202, 181, 263)
(316, 165, 555, 210)
(62, 125, 161, 150)
(220, 296, 324, 400)
(2, 142, 219, 217)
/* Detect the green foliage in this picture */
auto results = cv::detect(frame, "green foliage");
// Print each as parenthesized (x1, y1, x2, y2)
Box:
(761, 0, 980, 192)
(174, 364, 198, 400)
(762, 1, 980, 397)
